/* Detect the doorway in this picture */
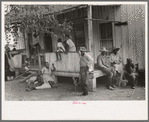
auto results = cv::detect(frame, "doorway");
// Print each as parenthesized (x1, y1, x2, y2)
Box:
(44, 33, 53, 52)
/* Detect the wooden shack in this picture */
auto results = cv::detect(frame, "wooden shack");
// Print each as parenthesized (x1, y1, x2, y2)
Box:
(12, 4, 145, 89)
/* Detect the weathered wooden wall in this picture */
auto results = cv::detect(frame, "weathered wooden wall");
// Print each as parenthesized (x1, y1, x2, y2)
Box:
(92, 5, 115, 20)
(45, 52, 93, 72)
(120, 4, 145, 70)
(92, 5, 121, 63)
(92, 5, 145, 70)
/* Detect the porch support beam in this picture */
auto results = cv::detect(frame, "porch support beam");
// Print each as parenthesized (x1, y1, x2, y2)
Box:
(87, 5, 94, 52)
(24, 29, 30, 58)
(85, 18, 121, 23)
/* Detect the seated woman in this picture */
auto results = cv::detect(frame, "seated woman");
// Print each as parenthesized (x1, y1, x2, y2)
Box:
(26, 62, 57, 91)
(64, 34, 76, 52)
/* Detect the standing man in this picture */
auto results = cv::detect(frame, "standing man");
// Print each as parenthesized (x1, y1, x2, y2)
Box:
(97, 47, 115, 90)
(79, 47, 93, 95)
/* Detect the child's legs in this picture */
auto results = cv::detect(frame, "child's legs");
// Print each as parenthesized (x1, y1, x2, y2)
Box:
(56, 51, 59, 60)
(58, 52, 62, 60)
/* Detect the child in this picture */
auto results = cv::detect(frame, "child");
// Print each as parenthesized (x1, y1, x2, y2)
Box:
(56, 38, 66, 61)
(23, 58, 30, 76)
(36, 62, 57, 90)
(26, 71, 44, 91)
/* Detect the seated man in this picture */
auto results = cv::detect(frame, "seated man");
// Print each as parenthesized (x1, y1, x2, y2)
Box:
(110, 47, 122, 74)
(124, 58, 138, 89)
(110, 47, 123, 86)
(97, 47, 115, 90)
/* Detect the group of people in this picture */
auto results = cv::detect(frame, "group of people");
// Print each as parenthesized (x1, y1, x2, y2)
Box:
(56, 34, 76, 61)
(26, 62, 57, 91)
(5, 34, 137, 96)
(80, 46, 137, 96)
(97, 47, 122, 90)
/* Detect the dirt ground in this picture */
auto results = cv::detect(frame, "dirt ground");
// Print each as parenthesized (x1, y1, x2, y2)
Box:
(5, 76, 145, 101)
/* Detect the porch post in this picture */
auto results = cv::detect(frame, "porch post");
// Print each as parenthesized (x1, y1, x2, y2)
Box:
(37, 45, 41, 70)
(87, 5, 94, 52)
(24, 28, 30, 58)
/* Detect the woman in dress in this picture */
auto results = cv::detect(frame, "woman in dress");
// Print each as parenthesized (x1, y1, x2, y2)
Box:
(64, 34, 76, 52)
(35, 62, 57, 89)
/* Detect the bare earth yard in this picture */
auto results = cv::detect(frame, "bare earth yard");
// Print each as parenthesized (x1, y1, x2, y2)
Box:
(5, 77, 145, 101)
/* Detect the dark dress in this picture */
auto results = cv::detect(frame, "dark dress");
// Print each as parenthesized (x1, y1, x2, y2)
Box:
(5, 52, 15, 81)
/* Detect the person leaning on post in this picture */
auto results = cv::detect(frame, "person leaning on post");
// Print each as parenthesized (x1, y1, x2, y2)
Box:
(79, 47, 94, 96)
(97, 47, 115, 90)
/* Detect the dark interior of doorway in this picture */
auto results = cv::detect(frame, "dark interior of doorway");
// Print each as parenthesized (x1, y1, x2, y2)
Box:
(44, 33, 53, 52)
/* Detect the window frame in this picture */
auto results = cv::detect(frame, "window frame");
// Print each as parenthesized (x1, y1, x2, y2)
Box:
(99, 22, 115, 52)
(73, 22, 86, 51)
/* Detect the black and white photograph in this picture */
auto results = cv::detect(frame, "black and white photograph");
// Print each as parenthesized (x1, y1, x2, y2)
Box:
(1, 1, 148, 120)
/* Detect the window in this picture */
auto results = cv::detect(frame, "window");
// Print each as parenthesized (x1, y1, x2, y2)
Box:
(100, 23, 113, 51)
(74, 23, 85, 50)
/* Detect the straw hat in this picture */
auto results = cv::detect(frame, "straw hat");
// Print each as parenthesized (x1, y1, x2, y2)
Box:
(112, 47, 120, 52)
(99, 47, 108, 52)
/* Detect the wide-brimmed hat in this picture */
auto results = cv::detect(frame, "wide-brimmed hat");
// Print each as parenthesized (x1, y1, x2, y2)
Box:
(112, 47, 120, 52)
(80, 47, 86, 52)
(99, 47, 108, 52)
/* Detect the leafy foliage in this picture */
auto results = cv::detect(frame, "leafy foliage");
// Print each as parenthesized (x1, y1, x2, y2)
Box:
(5, 5, 73, 42)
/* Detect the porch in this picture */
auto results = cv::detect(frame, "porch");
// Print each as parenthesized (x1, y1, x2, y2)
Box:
(45, 52, 105, 91)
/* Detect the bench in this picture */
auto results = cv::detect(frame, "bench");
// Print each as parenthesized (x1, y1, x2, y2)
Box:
(51, 69, 105, 91)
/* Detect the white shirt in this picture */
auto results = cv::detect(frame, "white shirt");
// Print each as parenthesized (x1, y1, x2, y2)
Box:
(57, 42, 65, 51)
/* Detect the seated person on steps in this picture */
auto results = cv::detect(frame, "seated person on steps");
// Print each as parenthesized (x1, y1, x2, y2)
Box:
(97, 47, 116, 90)
(124, 58, 138, 89)
(26, 71, 44, 91)
(26, 62, 57, 91)
(110, 47, 122, 74)
(110, 47, 123, 86)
